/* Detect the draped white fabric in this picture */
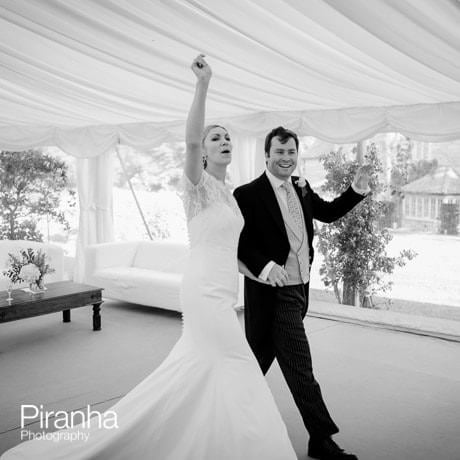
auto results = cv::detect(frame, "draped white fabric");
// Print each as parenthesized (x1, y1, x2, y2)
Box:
(0, 102, 459, 159)
(74, 150, 114, 282)
(0, 0, 459, 157)
(228, 136, 265, 187)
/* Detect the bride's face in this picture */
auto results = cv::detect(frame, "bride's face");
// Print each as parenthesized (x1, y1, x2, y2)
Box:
(203, 127, 232, 166)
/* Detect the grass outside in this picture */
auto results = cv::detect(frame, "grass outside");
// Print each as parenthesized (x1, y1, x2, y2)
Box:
(309, 230, 460, 310)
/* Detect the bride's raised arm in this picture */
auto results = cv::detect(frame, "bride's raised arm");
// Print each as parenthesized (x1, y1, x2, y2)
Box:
(184, 54, 212, 185)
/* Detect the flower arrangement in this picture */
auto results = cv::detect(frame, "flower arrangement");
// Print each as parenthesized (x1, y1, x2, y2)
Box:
(3, 248, 55, 290)
(19, 264, 41, 284)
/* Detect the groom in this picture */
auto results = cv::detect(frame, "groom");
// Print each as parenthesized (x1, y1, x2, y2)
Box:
(234, 127, 369, 460)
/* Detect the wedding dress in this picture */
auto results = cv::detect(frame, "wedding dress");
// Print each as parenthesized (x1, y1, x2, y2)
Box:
(2, 170, 296, 460)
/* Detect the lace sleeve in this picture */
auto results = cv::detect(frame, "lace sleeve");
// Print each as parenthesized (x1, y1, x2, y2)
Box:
(178, 171, 211, 221)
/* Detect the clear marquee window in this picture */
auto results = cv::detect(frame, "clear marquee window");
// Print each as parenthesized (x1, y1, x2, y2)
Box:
(2, 134, 459, 318)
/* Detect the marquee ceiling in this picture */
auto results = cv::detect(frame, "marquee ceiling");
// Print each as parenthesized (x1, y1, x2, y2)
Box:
(1, 0, 459, 152)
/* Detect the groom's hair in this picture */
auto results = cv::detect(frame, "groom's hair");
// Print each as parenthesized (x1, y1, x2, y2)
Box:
(264, 126, 299, 155)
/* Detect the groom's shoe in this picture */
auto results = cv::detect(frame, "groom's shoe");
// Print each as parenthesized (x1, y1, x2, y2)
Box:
(308, 437, 358, 460)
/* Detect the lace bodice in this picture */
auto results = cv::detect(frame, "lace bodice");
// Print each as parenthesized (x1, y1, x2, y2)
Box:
(179, 170, 241, 222)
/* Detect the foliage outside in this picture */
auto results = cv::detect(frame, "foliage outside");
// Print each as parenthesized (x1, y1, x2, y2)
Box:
(115, 143, 185, 240)
(0, 150, 76, 242)
(316, 143, 417, 307)
(115, 143, 184, 192)
(390, 138, 438, 189)
(387, 137, 438, 227)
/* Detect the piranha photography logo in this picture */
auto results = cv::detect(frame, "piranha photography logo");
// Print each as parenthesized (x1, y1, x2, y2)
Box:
(20, 404, 118, 442)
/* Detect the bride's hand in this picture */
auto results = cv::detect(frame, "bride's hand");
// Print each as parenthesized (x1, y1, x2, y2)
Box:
(191, 54, 212, 82)
(238, 260, 270, 285)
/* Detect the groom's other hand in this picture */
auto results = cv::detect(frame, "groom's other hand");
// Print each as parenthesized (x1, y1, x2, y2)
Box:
(267, 264, 289, 287)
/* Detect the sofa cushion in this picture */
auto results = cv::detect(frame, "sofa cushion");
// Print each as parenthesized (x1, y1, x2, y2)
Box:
(93, 266, 183, 311)
(132, 241, 189, 274)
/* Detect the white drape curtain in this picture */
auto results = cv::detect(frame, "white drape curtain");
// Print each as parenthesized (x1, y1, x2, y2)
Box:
(1, 102, 459, 158)
(229, 136, 266, 187)
(223, 102, 460, 144)
(74, 150, 115, 282)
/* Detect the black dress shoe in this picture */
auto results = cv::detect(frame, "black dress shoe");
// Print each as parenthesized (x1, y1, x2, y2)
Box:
(308, 437, 358, 460)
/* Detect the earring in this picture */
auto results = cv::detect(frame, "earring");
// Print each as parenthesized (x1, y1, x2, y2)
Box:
(202, 156, 208, 168)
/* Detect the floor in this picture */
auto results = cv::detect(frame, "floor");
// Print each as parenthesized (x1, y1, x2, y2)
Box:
(0, 300, 459, 459)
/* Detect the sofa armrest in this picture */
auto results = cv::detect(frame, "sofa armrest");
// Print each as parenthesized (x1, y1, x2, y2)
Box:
(84, 242, 138, 281)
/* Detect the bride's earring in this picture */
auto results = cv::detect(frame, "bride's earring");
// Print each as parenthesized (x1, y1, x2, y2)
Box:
(202, 155, 208, 169)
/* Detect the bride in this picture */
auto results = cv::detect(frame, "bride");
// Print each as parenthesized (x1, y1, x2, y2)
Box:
(1, 55, 296, 459)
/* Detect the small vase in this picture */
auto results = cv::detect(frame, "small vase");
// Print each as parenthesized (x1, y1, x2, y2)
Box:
(29, 281, 44, 294)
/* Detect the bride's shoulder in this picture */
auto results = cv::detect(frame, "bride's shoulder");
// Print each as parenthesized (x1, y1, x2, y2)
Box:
(179, 170, 220, 221)
(180, 170, 210, 191)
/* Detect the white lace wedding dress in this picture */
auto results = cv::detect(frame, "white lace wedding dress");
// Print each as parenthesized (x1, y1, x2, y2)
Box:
(2, 170, 296, 460)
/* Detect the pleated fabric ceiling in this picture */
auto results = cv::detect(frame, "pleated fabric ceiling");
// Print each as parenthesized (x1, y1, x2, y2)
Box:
(1, 0, 460, 156)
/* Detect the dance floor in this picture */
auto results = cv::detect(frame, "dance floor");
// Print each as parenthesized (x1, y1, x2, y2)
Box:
(0, 299, 459, 459)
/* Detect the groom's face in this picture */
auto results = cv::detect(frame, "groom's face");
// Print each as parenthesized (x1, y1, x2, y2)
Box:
(266, 137, 298, 180)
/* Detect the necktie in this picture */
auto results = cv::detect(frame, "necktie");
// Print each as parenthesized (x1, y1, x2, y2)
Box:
(281, 181, 303, 233)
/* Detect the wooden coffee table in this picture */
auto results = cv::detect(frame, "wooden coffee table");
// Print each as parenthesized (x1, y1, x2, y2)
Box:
(0, 281, 103, 331)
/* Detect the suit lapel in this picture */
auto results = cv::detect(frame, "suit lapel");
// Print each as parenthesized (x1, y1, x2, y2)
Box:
(256, 172, 287, 237)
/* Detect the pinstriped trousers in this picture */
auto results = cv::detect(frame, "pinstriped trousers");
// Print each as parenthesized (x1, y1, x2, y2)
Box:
(244, 281, 339, 438)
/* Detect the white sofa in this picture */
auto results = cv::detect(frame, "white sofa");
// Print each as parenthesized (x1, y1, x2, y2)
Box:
(84, 240, 244, 312)
(0, 240, 65, 290)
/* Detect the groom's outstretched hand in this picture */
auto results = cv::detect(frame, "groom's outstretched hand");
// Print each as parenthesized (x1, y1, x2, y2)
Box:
(267, 264, 289, 287)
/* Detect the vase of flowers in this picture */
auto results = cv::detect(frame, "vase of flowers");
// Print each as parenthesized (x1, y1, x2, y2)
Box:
(3, 248, 55, 293)
(19, 263, 41, 291)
